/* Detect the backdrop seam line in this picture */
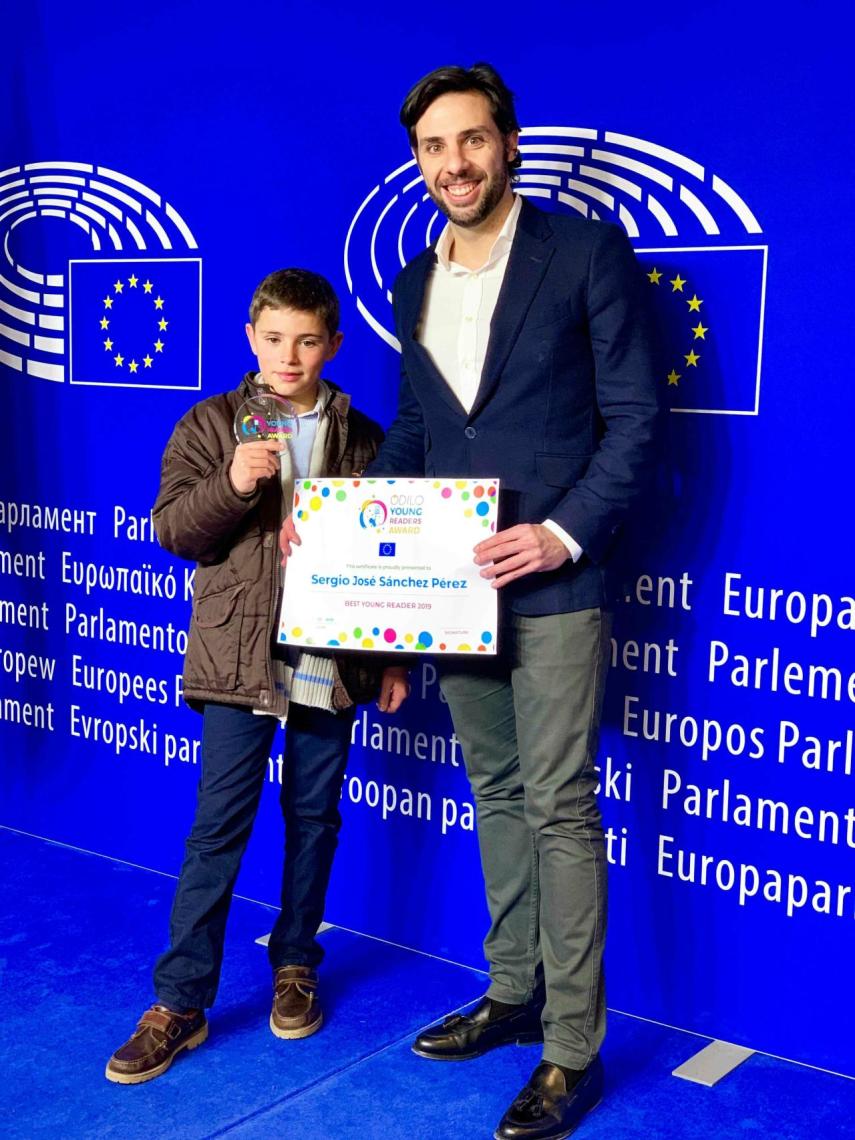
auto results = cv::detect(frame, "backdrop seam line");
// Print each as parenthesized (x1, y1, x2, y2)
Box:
(4, 823, 852, 1082)
(200, 995, 482, 1140)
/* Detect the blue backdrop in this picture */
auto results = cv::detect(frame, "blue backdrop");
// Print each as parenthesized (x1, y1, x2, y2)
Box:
(2, 0, 852, 1079)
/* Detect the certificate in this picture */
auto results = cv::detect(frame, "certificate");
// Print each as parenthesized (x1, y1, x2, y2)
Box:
(278, 477, 500, 655)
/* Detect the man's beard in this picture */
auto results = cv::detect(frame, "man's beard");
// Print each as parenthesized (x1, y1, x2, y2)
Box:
(431, 167, 509, 228)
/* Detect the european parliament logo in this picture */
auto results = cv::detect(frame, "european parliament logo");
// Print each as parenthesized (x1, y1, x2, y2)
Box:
(344, 128, 767, 416)
(0, 161, 201, 390)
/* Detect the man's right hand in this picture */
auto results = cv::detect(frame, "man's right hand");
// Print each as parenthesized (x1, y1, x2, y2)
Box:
(229, 440, 282, 496)
(279, 512, 301, 567)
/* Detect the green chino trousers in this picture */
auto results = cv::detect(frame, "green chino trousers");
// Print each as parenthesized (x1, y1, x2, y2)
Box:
(439, 607, 612, 1071)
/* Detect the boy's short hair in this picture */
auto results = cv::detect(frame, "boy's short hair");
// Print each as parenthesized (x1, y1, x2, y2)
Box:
(249, 268, 340, 336)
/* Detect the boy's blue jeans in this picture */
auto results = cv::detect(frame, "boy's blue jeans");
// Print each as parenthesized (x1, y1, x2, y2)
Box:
(153, 700, 355, 1012)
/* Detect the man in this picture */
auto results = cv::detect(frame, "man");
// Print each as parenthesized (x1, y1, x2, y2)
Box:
(368, 64, 659, 1139)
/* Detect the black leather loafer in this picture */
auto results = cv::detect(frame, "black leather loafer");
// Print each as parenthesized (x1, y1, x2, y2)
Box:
(494, 1057, 604, 1139)
(412, 996, 543, 1061)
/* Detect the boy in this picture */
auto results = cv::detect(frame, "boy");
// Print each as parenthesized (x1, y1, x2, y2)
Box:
(106, 269, 409, 1084)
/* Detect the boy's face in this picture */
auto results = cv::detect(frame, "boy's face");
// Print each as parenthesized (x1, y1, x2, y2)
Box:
(245, 306, 342, 413)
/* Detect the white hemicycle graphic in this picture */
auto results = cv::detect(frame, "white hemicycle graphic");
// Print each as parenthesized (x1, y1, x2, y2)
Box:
(0, 161, 198, 383)
(344, 126, 763, 353)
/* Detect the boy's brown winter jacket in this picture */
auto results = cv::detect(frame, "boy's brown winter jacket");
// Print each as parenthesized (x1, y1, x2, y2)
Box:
(153, 373, 385, 712)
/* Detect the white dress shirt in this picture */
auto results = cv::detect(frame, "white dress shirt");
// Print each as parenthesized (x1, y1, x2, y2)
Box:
(418, 195, 582, 562)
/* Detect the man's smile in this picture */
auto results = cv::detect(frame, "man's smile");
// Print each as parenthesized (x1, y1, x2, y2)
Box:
(441, 178, 481, 205)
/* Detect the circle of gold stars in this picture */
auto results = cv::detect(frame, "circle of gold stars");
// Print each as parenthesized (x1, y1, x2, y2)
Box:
(646, 267, 709, 387)
(99, 273, 168, 372)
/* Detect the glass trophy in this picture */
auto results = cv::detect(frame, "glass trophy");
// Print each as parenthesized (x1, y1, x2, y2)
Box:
(233, 391, 299, 452)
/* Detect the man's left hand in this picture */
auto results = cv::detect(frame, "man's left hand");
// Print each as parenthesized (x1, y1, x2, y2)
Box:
(474, 524, 570, 588)
(377, 666, 411, 713)
(279, 512, 301, 568)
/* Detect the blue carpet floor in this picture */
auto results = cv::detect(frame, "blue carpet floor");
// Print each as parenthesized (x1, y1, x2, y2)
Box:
(1, 826, 852, 1139)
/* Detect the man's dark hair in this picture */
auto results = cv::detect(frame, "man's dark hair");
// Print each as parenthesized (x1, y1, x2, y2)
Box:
(400, 63, 522, 174)
(249, 268, 340, 335)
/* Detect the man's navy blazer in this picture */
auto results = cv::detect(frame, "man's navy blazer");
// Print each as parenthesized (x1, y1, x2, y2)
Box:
(369, 198, 660, 616)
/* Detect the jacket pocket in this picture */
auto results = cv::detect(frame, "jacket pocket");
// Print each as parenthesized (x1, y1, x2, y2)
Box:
(525, 302, 571, 331)
(536, 452, 593, 488)
(186, 583, 246, 692)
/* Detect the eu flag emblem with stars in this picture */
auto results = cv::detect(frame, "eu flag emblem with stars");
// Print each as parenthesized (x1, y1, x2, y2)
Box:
(635, 246, 767, 415)
(68, 258, 201, 389)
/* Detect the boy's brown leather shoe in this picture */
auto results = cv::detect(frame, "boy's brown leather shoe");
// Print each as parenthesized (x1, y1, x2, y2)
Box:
(105, 1005, 208, 1084)
(270, 966, 322, 1039)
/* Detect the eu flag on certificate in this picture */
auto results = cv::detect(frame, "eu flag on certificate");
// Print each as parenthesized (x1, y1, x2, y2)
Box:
(68, 258, 201, 389)
(636, 246, 767, 415)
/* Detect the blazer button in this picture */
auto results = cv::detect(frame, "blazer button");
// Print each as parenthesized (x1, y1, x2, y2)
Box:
(464, 426, 477, 439)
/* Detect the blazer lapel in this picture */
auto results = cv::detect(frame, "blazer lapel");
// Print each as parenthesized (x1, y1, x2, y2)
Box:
(399, 251, 433, 343)
(470, 199, 554, 418)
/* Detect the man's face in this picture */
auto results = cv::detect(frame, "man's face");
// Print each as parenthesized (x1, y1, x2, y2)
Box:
(413, 90, 518, 228)
(245, 306, 342, 413)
